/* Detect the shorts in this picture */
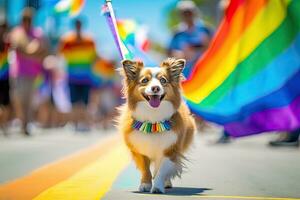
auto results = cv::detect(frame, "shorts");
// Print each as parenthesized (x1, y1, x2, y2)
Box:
(10, 77, 35, 117)
(0, 80, 10, 106)
(69, 83, 91, 105)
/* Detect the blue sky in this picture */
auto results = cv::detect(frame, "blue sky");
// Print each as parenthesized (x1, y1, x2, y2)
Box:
(7, 0, 177, 59)
(81, 0, 177, 59)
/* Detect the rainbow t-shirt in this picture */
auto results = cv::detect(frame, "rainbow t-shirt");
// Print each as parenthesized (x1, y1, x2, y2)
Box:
(59, 33, 97, 85)
(0, 49, 9, 81)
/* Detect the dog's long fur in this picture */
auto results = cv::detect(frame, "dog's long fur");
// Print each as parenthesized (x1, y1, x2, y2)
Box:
(118, 58, 196, 193)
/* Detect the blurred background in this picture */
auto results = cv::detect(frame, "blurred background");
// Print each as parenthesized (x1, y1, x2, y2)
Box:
(0, 0, 221, 135)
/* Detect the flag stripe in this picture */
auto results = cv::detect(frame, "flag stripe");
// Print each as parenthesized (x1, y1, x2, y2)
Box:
(185, 0, 267, 82)
(0, 51, 9, 80)
(198, 0, 300, 107)
(184, 0, 290, 102)
(225, 95, 300, 136)
(203, 35, 300, 114)
(187, 67, 300, 124)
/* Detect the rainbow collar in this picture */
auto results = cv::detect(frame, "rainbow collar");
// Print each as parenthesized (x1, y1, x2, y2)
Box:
(132, 119, 172, 134)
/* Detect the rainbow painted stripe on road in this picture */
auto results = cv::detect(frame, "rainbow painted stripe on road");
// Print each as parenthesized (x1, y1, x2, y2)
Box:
(182, 0, 300, 137)
(0, 135, 130, 200)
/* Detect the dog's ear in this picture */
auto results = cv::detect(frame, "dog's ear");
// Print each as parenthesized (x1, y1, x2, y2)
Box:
(161, 58, 185, 82)
(121, 60, 143, 81)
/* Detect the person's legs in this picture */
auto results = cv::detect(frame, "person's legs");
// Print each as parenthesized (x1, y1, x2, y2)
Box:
(269, 129, 300, 147)
(215, 130, 231, 144)
(88, 88, 101, 125)
(69, 83, 91, 132)
(69, 83, 80, 127)
(288, 129, 300, 141)
(36, 100, 52, 128)
(12, 77, 34, 135)
(77, 84, 91, 131)
(0, 80, 10, 135)
(20, 77, 34, 135)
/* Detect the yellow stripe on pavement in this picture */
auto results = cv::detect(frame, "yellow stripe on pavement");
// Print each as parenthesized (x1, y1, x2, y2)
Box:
(33, 142, 130, 200)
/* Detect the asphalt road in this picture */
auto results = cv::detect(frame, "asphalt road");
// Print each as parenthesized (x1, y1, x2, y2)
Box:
(104, 130, 300, 200)
(0, 126, 300, 200)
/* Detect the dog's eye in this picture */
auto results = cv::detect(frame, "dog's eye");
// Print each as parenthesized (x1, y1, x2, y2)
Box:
(141, 78, 149, 84)
(160, 77, 167, 84)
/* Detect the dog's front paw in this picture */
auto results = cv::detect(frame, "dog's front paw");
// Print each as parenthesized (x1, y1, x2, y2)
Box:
(151, 186, 164, 194)
(151, 177, 165, 193)
(139, 183, 152, 192)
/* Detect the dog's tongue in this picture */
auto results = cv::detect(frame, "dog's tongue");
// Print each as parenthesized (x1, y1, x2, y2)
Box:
(149, 95, 161, 108)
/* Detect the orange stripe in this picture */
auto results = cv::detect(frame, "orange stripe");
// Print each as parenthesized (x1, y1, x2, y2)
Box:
(183, 0, 267, 92)
(0, 134, 120, 200)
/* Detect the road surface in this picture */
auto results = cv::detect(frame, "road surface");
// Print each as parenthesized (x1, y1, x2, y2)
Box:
(0, 126, 299, 200)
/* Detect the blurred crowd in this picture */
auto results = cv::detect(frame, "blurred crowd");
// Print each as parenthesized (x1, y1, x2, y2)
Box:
(0, 0, 215, 137)
(0, 7, 123, 136)
(1, 0, 298, 148)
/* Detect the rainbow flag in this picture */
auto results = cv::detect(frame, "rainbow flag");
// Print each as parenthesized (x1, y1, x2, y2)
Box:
(117, 19, 150, 52)
(0, 51, 9, 80)
(182, 0, 300, 137)
(54, 0, 85, 17)
(116, 19, 156, 66)
(102, 3, 156, 66)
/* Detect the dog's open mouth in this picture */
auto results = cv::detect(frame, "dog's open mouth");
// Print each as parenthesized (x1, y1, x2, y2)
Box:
(143, 94, 165, 108)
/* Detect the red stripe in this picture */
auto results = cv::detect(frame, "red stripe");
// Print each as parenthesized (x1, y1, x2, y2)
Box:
(183, 0, 268, 92)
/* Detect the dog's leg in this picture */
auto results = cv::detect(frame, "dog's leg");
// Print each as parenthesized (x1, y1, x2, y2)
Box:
(131, 152, 152, 192)
(151, 157, 176, 194)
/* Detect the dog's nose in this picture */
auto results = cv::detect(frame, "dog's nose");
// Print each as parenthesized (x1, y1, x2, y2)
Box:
(151, 86, 160, 93)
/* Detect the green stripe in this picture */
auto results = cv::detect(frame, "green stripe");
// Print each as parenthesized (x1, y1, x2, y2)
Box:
(200, 0, 300, 107)
(68, 63, 92, 68)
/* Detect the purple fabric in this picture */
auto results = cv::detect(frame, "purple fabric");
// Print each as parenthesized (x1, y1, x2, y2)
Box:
(225, 96, 300, 137)
(11, 27, 44, 78)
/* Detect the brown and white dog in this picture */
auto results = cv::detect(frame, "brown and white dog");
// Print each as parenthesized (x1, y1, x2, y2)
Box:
(118, 58, 196, 193)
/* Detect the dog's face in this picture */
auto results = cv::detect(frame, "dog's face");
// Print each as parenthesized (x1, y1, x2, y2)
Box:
(121, 58, 185, 111)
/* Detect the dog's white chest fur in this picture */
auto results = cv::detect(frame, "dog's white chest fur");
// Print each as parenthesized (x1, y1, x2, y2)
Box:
(130, 100, 177, 159)
(129, 130, 177, 160)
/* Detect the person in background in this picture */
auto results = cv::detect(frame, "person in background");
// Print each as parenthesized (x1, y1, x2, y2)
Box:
(9, 7, 48, 136)
(58, 19, 97, 132)
(168, 0, 213, 78)
(0, 21, 10, 135)
(168, 0, 213, 138)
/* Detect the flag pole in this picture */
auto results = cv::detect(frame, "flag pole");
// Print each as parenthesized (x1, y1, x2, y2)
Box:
(105, 0, 126, 59)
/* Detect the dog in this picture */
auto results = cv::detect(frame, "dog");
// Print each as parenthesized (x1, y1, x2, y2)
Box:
(118, 58, 196, 193)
